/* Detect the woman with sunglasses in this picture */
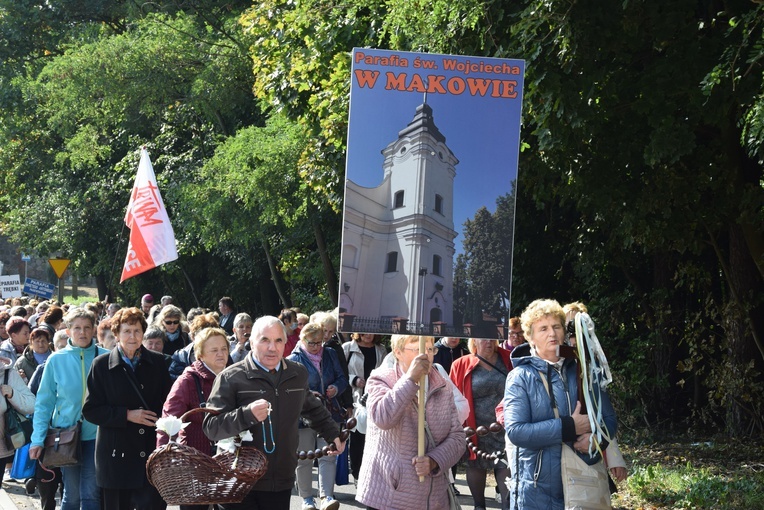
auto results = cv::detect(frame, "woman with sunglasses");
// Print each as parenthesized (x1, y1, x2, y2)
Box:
(153, 305, 191, 356)
(287, 323, 348, 510)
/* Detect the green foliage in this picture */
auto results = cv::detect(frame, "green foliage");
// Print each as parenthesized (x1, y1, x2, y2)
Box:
(626, 461, 764, 509)
(178, 114, 339, 309)
(238, 0, 388, 212)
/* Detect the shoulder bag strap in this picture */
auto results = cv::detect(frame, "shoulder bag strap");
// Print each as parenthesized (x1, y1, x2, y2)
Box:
(536, 367, 560, 419)
(476, 354, 508, 377)
(191, 373, 206, 408)
(121, 366, 150, 409)
(3, 369, 10, 410)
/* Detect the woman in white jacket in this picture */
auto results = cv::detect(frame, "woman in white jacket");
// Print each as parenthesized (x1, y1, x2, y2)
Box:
(342, 333, 387, 483)
(0, 355, 36, 482)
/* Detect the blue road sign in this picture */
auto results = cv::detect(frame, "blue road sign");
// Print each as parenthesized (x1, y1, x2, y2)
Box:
(23, 277, 55, 299)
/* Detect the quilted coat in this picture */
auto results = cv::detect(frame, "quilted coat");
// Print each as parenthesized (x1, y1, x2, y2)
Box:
(287, 344, 348, 424)
(503, 352, 617, 510)
(157, 360, 217, 454)
(356, 364, 464, 510)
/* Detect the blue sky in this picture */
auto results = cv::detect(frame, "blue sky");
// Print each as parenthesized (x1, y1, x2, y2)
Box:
(344, 48, 525, 254)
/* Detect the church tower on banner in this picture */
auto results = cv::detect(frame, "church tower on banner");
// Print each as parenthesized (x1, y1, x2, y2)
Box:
(340, 100, 458, 332)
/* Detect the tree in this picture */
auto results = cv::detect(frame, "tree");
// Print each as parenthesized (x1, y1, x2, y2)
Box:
(458, 188, 516, 324)
(179, 114, 337, 312)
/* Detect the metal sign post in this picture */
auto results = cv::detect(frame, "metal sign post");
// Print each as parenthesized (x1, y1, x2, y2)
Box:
(48, 258, 71, 304)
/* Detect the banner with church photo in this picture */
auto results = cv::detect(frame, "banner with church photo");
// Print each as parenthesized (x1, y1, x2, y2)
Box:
(339, 48, 524, 340)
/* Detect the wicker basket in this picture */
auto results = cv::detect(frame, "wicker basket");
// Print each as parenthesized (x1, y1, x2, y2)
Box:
(146, 408, 268, 505)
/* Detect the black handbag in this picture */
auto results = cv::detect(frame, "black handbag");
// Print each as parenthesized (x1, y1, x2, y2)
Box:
(3, 370, 33, 450)
(4, 405, 33, 450)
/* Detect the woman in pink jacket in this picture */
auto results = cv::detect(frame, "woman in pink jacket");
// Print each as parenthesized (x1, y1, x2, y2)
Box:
(356, 335, 464, 510)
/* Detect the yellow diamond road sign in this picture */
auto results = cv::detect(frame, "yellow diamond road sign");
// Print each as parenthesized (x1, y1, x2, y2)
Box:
(48, 258, 71, 279)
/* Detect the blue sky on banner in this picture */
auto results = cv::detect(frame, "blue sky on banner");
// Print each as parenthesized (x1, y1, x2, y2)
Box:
(345, 48, 525, 252)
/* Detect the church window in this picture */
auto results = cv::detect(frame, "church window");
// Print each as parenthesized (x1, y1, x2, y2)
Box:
(342, 245, 358, 269)
(386, 252, 398, 273)
(394, 190, 405, 209)
(434, 194, 443, 214)
(433, 255, 442, 276)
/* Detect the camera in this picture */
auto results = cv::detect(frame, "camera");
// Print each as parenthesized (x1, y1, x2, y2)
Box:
(565, 320, 576, 346)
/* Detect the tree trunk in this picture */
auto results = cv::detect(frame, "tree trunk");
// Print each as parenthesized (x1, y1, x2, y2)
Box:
(311, 211, 338, 306)
(95, 273, 108, 301)
(261, 239, 291, 309)
(724, 223, 764, 435)
(71, 273, 79, 300)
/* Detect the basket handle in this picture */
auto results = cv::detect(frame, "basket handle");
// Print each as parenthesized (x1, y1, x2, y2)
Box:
(179, 407, 221, 422)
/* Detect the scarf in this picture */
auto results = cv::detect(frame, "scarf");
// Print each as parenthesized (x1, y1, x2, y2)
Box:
(33, 351, 51, 365)
(118, 345, 142, 371)
(305, 347, 323, 375)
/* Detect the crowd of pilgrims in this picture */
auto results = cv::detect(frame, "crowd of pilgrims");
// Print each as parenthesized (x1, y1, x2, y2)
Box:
(0, 294, 626, 510)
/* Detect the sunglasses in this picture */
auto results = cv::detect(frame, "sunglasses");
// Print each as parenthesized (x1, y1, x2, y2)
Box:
(164, 320, 180, 325)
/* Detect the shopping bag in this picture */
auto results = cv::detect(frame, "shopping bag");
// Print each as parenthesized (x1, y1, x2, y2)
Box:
(335, 447, 349, 485)
(10, 443, 36, 480)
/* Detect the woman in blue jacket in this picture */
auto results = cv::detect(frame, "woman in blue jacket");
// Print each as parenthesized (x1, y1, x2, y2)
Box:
(503, 299, 617, 510)
(287, 322, 348, 510)
(29, 308, 108, 510)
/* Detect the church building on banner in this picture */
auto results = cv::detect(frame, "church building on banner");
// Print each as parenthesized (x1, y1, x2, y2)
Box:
(340, 101, 458, 332)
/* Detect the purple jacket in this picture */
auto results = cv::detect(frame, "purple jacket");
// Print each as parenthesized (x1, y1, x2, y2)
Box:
(356, 364, 465, 510)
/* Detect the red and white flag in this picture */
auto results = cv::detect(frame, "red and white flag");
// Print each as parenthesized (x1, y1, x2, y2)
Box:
(120, 148, 178, 282)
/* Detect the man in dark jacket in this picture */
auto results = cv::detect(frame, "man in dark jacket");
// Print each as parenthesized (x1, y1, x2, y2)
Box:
(203, 316, 346, 510)
(433, 336, 469, 374)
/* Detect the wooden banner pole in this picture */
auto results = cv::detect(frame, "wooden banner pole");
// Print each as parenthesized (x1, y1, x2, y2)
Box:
(418, 335, 426, 482)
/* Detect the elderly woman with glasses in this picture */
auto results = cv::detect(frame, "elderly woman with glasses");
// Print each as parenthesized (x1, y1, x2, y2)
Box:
(287, 323, 348, 510)
(153, 305, 191, 356)
(503, 299, 617, 510)
(356, 335, 464, 510)
(450, 337, 513, 509)
(83, 307, 173, 509)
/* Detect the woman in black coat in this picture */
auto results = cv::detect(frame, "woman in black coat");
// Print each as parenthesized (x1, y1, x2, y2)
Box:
(82, 307, 173, 510)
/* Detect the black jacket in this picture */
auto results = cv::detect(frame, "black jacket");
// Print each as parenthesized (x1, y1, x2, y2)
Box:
(202, 355, 340, 492)
(82, 346, 173, 489)
(162, 331, 191, 357)
(433, 339, 470, 374)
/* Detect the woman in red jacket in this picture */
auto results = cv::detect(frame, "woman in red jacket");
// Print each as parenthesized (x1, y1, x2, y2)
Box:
(450, 338, 512, 510)
(157, 327, 230, 510)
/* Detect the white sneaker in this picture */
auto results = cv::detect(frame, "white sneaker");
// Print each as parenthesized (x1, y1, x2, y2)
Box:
(302, 497, 317, 510)
(4, 469, 15, 482)
(321, 497, 340, 510)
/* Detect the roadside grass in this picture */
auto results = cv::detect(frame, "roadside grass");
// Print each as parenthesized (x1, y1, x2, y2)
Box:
(612, 437, 764, 509)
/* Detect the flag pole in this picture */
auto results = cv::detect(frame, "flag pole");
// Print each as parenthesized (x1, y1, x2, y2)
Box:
(106, 221, 127, 302)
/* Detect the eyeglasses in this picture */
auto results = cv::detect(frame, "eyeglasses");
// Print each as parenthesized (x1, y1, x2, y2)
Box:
(164, 320, 180, 325)
(508, 331, 522, 337)
(305, 341, 322, 347)
(403, 347, 438, 355)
